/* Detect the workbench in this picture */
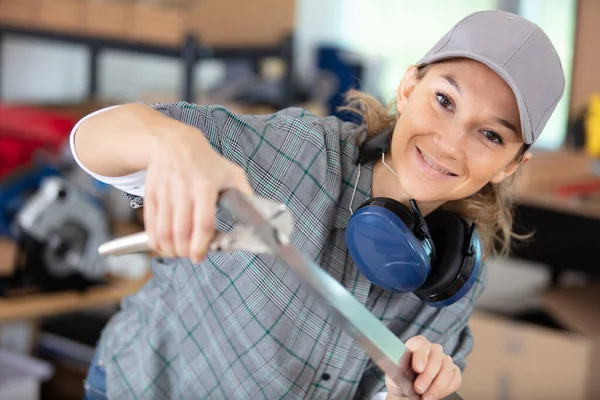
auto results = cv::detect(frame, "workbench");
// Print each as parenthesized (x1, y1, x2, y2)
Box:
(510, 149, 600, 283)
(0, 270, 150, 323)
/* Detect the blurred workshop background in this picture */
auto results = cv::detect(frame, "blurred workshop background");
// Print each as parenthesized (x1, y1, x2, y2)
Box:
(0, 0, 598, 399)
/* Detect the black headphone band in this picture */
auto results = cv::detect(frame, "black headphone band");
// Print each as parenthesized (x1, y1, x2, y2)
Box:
(356, 128, 392, 165)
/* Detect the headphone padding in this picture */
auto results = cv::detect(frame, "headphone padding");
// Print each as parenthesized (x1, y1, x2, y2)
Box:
(414, 211, 467, 299)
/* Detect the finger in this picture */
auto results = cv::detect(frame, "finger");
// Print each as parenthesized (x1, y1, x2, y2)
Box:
(385, 373, 415, 400)
(423, 355, 456, 400)
(447, 365, 462, 394)
(172, 179, 193, 258)
(189, 189, 218, 263)
(414, 344, 444, 395)
(155, 185, 175, 257)
(406, 335, 430, 373)
(405, 335, 429, 351)
(411, 345, 430, 374)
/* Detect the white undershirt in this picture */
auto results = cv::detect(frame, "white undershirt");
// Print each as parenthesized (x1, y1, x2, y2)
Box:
(69, 105, 147, 197)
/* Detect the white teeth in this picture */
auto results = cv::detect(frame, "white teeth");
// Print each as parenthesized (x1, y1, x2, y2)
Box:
(421, 151, 454, 176)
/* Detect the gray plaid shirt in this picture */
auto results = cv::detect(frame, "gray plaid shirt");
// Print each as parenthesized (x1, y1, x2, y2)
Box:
(94, 102, 486, 400)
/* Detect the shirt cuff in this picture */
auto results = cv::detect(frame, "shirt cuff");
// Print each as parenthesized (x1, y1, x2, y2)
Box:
(69, 105, 146, 197)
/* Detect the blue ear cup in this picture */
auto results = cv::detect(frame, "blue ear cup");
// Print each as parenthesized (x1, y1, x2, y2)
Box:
(345, 198, 482, 307)
(414, 211, 482, 308)
(345, 198, 434, 293)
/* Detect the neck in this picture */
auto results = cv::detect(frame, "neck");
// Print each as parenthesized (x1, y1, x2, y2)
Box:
(371, 154, 444, 216)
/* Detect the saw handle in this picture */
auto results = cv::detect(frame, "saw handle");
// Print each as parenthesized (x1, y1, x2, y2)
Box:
(97, 231, 151, 256)
(98, 189, 279, 257)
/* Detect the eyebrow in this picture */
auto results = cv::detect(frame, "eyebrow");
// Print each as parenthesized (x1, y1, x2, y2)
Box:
(493, 117, 518, 135)
(442, 74, 461, 94)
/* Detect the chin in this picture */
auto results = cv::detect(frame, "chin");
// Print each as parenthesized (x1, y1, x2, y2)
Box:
(397, 173, 452, 203)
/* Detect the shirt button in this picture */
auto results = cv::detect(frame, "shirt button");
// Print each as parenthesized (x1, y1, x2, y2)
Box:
(321, 373, 331, 381)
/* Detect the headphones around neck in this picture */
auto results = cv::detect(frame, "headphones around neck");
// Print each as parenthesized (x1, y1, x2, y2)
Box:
(345, 130, 482, 308)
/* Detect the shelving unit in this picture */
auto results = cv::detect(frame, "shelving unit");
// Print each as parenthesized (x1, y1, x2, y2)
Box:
(0, 24, 295, 105)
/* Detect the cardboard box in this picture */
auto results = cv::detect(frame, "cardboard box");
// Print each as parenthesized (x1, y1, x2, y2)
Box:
(461, 285, 600, 400)
(38, 0, 86, 33)
(85, 0, 132, 39)
(187, 0, 295, 47)
(2, 0, 295, 48)
(0, 0, 39, 27)
(128, 2, 186, 46)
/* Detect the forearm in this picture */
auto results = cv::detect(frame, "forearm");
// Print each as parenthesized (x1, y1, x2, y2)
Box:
(72, 103, 189, 177)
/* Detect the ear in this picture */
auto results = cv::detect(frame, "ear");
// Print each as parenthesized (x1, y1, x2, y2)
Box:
(396, 66, 419, 114)
(490, 151, 532, 184)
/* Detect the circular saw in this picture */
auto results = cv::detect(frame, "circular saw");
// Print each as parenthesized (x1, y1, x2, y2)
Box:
(0, 176, 110, 295)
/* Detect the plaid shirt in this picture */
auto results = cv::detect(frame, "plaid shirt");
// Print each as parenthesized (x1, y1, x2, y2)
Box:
(94, 102, 487, 400)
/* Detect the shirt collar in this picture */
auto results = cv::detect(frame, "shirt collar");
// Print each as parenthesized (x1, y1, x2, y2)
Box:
(333, 140, 374, 230)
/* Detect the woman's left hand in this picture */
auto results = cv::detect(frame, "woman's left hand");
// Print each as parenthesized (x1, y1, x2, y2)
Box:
(385, 335, 462, 400)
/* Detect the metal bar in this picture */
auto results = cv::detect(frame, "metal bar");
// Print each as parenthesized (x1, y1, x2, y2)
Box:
(181, 34, 198, 103)
(88, 45, 100, 100)
(281, 34, 294, 107)
(0, 25, 284, 61)
(276, 243, 419, 398)
(0, 24, 183, 58)
(209, 45, 282, 60)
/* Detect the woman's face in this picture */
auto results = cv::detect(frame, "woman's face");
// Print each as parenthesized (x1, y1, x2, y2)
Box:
(390, 58, 531, 203)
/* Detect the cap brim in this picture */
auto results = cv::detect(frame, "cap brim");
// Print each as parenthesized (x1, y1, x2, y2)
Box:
(417, 52, 533, 144)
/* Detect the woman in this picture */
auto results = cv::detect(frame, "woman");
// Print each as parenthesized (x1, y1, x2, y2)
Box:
(73, 10, 564, 400)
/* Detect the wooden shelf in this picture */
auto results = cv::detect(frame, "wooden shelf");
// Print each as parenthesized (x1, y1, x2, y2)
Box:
(0, 272, 151, 323)
(0, 22, 295, 105)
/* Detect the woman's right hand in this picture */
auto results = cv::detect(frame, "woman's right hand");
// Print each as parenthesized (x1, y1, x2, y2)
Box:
(143, 127, 253, 263)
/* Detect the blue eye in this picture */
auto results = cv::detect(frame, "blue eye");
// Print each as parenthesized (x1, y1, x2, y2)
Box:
(482, 130, 504, 146)
(436, 92, 453, 110)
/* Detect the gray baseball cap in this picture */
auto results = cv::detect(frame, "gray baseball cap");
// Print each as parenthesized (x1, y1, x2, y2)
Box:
(417, 10, 565, 145)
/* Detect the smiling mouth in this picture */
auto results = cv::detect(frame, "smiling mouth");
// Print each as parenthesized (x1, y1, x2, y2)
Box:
(417, 147, 458, 177)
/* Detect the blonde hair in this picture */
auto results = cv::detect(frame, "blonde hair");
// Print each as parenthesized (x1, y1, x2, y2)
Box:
(339, 64, 529, 259)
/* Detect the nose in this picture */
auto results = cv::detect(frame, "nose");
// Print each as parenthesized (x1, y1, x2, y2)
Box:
(433, 125, 467, 159)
